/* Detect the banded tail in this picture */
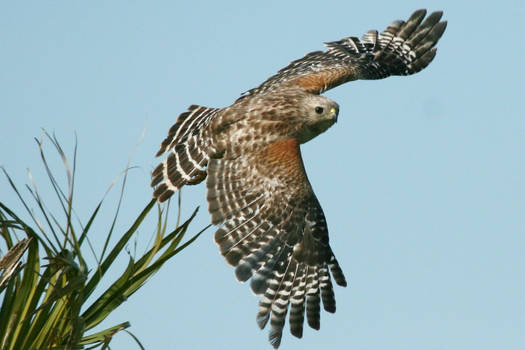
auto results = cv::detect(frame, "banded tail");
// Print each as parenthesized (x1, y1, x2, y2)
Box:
(151, 105, 219, 202)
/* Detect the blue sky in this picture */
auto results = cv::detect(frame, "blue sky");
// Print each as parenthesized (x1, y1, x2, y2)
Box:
(1, 1, 524, 349)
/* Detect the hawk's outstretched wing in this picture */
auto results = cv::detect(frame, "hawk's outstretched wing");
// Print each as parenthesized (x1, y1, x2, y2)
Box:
(207, 138, 346, 348)
(151, 8, 447, 349)
(239, 9, 446, 98)
(151, 105, 220, 202)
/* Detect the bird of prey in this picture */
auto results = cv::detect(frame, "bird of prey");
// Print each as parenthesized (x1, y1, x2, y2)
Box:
(151, 9, 446, 348)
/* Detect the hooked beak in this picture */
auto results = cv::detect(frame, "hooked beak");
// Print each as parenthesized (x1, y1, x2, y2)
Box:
(330, 106, 339, 123)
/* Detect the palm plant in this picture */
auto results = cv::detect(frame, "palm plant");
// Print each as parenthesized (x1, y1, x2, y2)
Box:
(0, 132, 208, 349)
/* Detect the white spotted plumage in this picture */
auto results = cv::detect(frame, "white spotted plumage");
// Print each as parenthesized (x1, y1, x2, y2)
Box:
(152, 9, 446, 348)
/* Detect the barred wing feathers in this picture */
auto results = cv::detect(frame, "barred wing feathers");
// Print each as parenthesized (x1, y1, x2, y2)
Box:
(207, 138, 346, 348)
(152, 105, 220, 202)
(240, 9, 446, 98)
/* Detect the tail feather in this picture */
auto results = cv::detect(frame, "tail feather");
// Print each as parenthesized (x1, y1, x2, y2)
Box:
(152, 105, 219, 202)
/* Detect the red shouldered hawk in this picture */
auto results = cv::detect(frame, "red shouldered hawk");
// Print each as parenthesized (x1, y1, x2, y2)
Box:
(152, 9, 446, 348)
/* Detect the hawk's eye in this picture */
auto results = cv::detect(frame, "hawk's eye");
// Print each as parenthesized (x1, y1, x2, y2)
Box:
(315, 106, 324, 114)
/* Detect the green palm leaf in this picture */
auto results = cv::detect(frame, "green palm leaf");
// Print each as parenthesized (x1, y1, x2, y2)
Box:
(0, 132, 207, 349)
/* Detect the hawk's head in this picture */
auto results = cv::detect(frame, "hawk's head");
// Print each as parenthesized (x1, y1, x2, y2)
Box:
(295, 94, 339, 144)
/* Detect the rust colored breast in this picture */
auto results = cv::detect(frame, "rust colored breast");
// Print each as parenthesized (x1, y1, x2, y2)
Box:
(261, 138, 306, 179)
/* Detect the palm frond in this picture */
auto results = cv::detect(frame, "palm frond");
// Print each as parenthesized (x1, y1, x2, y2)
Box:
(0, 131, 207, 349)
